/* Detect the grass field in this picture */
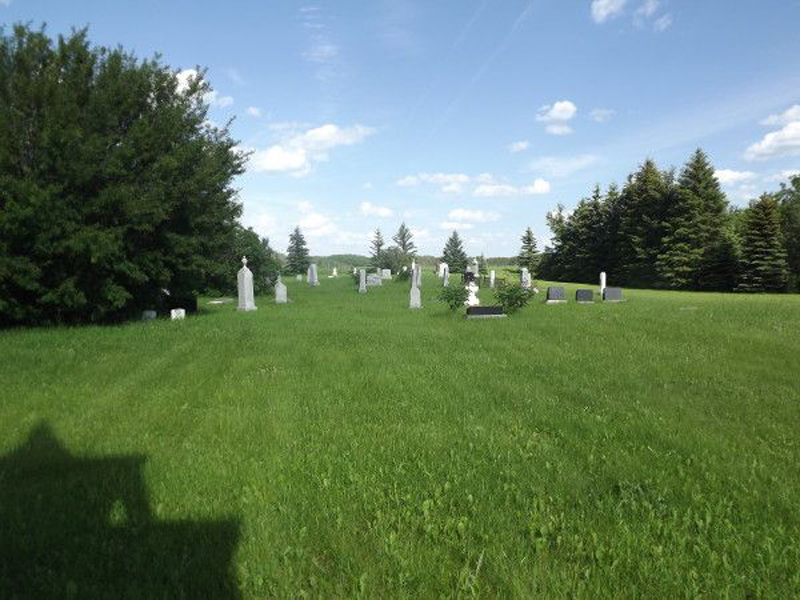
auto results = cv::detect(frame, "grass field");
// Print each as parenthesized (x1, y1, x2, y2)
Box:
(2, 274, 800, 597)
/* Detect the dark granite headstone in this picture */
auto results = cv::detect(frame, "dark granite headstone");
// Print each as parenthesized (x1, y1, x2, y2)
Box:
(575, 289, 594, 303)
(546, 286, 566, 302)
(466, 305, 506, 319)
(603, 287, 623, 302)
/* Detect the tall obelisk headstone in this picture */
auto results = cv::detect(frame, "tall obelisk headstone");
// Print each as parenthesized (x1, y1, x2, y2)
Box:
(237, 256, 257, 311)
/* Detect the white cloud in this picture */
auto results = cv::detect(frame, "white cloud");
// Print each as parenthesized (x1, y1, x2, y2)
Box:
(653, 13, 672, 31)
(761, 105, 800, 126)
(246, 106, 262, 118)
(765, 170, 800, 183)
(249, 123, 374, 177)
(361, 202, 394, 217)
(635, 0, 659, 19)
(448, 209, 500, 223)
(590, 108, 615, 122)
(714, 169, 757, 185)
(529, 155, 599, 178)
(508, 140, 529, 153)
(536, 100, 577, 135)
(176, 69, 234, 108)
(745, 122, 800, 160)
(396, 172, 471, 193)
(591, 0, 627, 23)
(440, 221, 475, 230)
(472, 179, 550, 197)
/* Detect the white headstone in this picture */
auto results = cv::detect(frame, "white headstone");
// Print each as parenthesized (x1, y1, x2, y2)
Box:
(402, 266, 408, 272)
(414, 265, 422, 288)
(600, 271, 607, 296)
(411, 259, 416, 274)
(465, 282, 480, 307)
(409, 277, 422, 309)
(442, 264, 449, 287)
(170, 308, 185, 320)
(521, 267, 532, 290)
(490, 270, 496, 288)
(142, 310, 157, 320)
(297, 274, 302, 281)
(332, 267, 338, 277)
(275, 276, 288, 304)
(473, 258, 480, 277)
(382, 269, 392, 279)
(359, 268, 367, 293)
(237, 256, 257, 311)
(438, 262, 448, 278)
(308, 264, 319, 286)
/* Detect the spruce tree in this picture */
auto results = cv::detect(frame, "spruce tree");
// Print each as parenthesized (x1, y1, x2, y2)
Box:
(777, 174, 800, 290)
(392, 222, 416, 257)
(285, 227, 310, 275)
(736, 195, 789, 293)
(369, 229, 384, 269)
(517, 228, 540, 276)
(657, 149, 728, 289)
(441, 231, 468, 273)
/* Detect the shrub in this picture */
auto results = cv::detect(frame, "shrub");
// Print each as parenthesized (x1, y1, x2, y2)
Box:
(437, 284, 468, 311)
(494, 282, 534, 314)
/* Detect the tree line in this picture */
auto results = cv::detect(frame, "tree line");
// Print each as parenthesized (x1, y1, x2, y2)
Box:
(537, 149, 799, 293)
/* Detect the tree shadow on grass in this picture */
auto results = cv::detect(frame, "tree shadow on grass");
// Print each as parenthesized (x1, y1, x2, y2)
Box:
(0, 422, 240, 598)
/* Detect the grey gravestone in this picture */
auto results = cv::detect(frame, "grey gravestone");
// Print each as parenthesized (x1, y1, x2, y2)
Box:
(296, 274, 303, 281)
(358, 268, 367, 293)
(142, 310, 157, 320)
(409, 279, 422, 309)
(545, 286, 566, 304)
(442, 264, 449, 287)
(275, 276, 288, 304)
(308, 264, 319, 286)
(490, 270, 496, 288)
(576, 289, 594, 303)
(170, 308, 186, 320)
(603, 287, 623, 302)
(237, 256, 257, 311)
(415, 265, 423, 288)
(367, 274, 382, 286)
(382, 269, 392, 279)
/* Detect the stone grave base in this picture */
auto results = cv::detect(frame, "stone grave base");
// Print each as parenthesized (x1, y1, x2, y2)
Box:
(466, 306, 506, 319)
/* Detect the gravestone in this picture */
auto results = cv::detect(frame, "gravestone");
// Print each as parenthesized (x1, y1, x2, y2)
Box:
(576, 289, 594, 303)
(438, 262, 448, 278)
(465, 281, 480, 307)
(490, 270, 496, 288)
(237, 256, 257, 311)
(472, 258, 480, 277)
(442, 264, 449, 287)
(332, 267, 338, 277)
(296, 274, 302, 281)
(275, 276, 288, 304)
(358, 268, 367, 293)
(545, 286, 566, 304)
(409, 277, 422, 309)
(170, 308, 186, 320)
(308, 264, 319, 286)
(413, 265, 422, 288)
(382, 269, 392, 279)
(367, 274, 382, 286)
(521, 268, 532, 289)
(600, 271, 607, 296)
(402, 266, 408, 272)
(142, 310, 157, 320)
(466, 306, 506, 319)
(603, 287, 624, 302)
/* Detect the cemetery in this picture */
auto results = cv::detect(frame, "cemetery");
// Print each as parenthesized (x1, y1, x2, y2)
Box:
(2, 10, 800, 599)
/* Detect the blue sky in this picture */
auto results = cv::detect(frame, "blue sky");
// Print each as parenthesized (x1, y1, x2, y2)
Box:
(4, 0, 800, 256)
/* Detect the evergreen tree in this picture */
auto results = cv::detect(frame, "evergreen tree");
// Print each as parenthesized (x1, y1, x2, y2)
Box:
(369, 229, 384, 268)
(617, 160, 671, 287)
(0, 25, 245, 325)
(697, 231, 740, 292)
(776, 174, 800, 290)
(736, 195, 789, 293)
(285, 227, 310, 275)
(517, 228, 540, 276)
(657, 149, 728, 289)
(441, 231, 468, 272)
(392, 222, 416, 259)
(478, 253, 488, 277)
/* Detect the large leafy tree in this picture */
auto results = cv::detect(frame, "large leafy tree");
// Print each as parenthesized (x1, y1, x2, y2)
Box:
(517, 227, 539, 276)
(736, 195, 789, 293)
(0, 25, 244, 325)
(441, 231, 468, 273)
(285, 226, 310, 275)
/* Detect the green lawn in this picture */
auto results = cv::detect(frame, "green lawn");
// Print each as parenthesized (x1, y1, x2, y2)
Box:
(2, 274, 799, 597)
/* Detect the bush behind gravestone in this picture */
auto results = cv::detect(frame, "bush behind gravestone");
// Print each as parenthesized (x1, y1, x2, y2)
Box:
(437, 284, 469, 311)
(494, 282, 535, 314)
